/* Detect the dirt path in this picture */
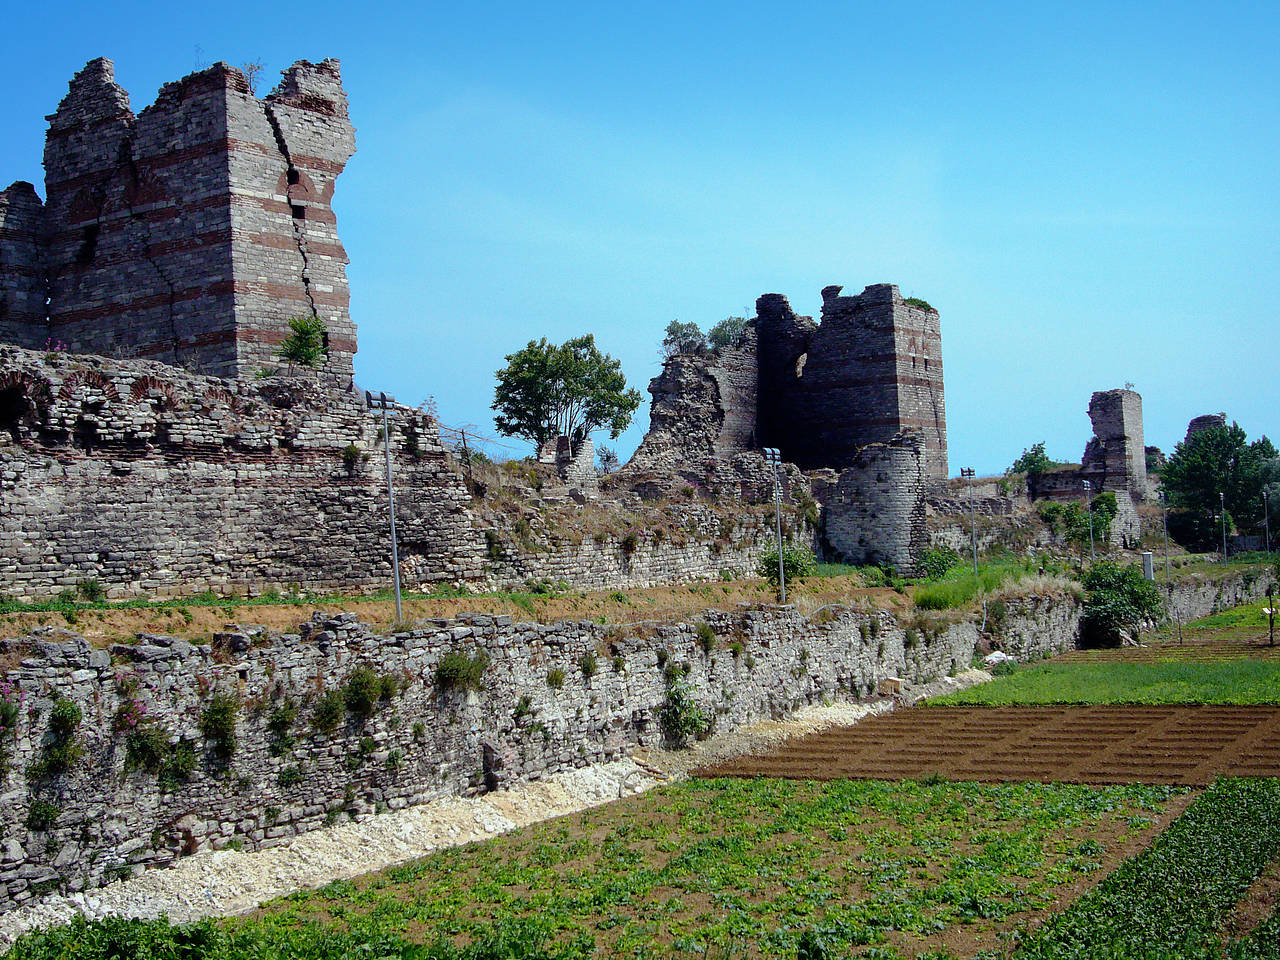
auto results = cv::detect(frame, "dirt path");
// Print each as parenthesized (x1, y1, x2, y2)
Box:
(697, 704, 1280, 784)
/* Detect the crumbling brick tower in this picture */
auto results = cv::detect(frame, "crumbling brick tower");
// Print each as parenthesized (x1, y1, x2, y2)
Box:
(1082, 388, 1148, 500)
(0, 57, 357, 380)
(756, 283, 948, 478)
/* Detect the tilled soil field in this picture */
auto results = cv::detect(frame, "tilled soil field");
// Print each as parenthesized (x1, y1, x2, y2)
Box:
(696, 704, 1280, 784)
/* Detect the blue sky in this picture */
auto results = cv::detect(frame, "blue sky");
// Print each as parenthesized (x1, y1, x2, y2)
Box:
(2, 0, 1276, 474)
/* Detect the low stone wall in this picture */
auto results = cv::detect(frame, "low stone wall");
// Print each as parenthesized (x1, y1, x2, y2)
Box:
(0, 599, 974, 911)
(0, 565, 1269, 912)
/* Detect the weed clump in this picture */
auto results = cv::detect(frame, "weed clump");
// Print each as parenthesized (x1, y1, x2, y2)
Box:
(436, 651, 490, 692)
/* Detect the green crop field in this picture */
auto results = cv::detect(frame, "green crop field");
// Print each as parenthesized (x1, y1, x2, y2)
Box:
(925, 660, 1280, 706)
(9, 778, 1182, 960)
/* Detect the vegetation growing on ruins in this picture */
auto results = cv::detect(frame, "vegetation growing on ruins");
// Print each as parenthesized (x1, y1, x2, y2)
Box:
(659, 316, 749, 357)
(434, 650, 490, 692)
(757, 543, 817, 586)
(199, 693, 239, 762)
(492, 335, 642, 449)
(26, 698, 82, 780)
(277, 316, 327, 369)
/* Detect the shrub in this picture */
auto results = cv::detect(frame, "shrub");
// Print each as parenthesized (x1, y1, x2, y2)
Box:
(578, 652, 597, 679)
(27, 698, 83, 780)
(659, 682, 708, 747)
(343, 668, 384, 720)
(278, 765, 303, 789)
(903, 296, 934, 311)
(695, 622, 716, 654)
(546, 667, 565, 689)
(199, 693, 239, 761)
(757, 544, 817, 586)
(124, 724, 169, 775)
(267, 701, 297, 756)
(340, 443, 363, 473)
(0, 680, 20, 777)
(620, 533, 639, 555)
(76, 578, 104, 602)
(918, 546, 959, 581)
(158, 742, 196, 791)
(277, 315, 326, 368)
(436, 651, 490, 692)
(1081, 560, 1163, 648)
(26, 799, 61, 831)
(312, 690, 345, 734)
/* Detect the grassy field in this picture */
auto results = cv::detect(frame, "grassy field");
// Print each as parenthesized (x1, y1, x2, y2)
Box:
(9, 778, 1184, 960)
(925, 660, 1280, 706)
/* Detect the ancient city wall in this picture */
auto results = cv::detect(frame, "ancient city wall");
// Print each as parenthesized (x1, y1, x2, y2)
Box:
(0, 599, 982, 910)
(0, 565, 1269, 911)
(0, 345, 483, 599)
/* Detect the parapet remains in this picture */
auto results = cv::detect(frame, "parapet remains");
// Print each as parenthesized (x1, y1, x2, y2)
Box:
(0, 57, 357, 381)
(630, 282, 946, 572)
(1028, 388, 1149, 546)
(633, 283, 947, 478)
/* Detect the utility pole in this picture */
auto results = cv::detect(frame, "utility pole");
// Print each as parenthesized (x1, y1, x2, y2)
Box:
(961, 468, 978, 574)
(1083, 479, 1095, 562)
(367, 391, 402, 623)
(763, 448, 786, 603)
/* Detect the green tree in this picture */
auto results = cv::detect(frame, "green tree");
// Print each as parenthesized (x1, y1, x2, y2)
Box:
(661, 320, 706, 359)
(277, 316, 326, 369)
(1162, 423, 1279, 549)
(493, 335, 642, 450)
(708, 316, 748, 350)
(1008, 442, 1053, 477)
(1080, 561, 1163, 647)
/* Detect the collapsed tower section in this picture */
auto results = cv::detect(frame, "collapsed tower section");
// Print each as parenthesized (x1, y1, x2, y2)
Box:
(0, 57, 357, 381)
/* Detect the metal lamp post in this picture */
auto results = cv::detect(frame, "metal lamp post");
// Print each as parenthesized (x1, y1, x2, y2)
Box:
(1220, 491, 1228, 562)
(763, 448, 786, 603)
(367, 391, 402, 623)
(1083, 479, 1095, 562)
(961, 468, 978, 574)
(1264, 490, 1271, 554)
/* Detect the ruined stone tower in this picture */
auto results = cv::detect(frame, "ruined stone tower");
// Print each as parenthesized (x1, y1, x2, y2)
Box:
(0, 57, 357, 380)
(757, 284, 947, 477)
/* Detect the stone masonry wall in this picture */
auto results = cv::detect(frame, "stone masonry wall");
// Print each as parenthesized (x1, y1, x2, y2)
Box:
(814, 433, 929, 573)
(0, 566, 1268, 911)
(2, 57, 357, 382)
(0, 345, 483, 599)
(0, 598, 982, 911)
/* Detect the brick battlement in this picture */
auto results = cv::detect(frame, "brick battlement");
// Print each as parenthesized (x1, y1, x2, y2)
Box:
(0, 57, 357, 382)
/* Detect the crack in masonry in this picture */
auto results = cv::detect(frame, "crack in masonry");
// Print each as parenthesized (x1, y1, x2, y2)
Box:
(118, 133, 184, 367)
(261, 101, 320, 323)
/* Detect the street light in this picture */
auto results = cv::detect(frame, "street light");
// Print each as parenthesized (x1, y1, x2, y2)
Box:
(1220, 491, 1228, 562)
(762, 448, 786, 603)
(367, 391, 402, 623)
(1083, 479, 1095, 562)
(961, 468, 978, 574)
(1264, 490, 1271, 554)
(1160, 490, 1182, 645)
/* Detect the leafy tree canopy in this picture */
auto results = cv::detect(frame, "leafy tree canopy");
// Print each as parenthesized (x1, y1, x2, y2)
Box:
(493, 335, 642, 450)
(661, 320, 707, 359)
(1161, 423, 1279, 547)
(708, 317, 748, 350)
(1081, 560, 1163, 647)
(1008, 442, 1053, 477)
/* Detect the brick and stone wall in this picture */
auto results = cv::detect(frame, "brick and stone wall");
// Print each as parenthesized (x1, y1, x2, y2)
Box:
(0, 345, 483, 599)
(0, 183, 45, 349)
(1, 57, 357, 382)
